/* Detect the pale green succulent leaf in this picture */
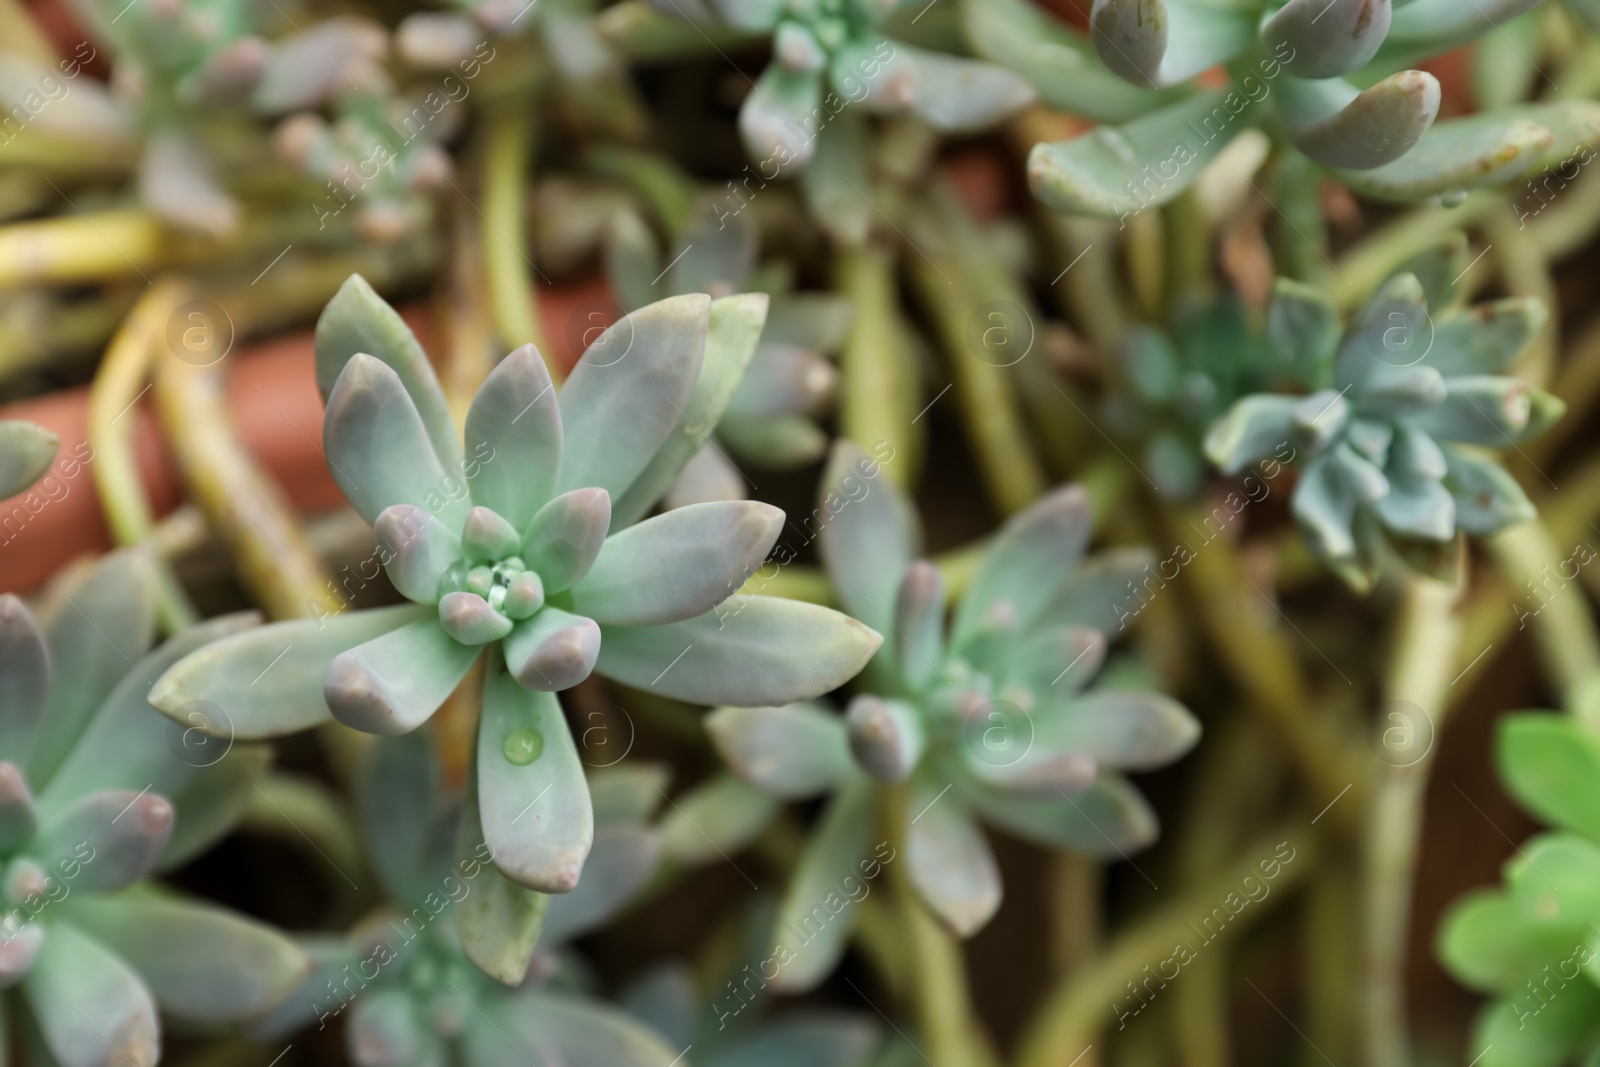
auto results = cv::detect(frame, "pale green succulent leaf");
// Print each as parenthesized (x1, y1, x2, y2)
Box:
(801, 109, 873, 247)
(763, 292, 855, 351)
(612, 294, 770, 527)
(360, 730, 446, 907)
(376, 505, 460, 605)
(906, 774, 999, 937)
(479, 656, 593, 893)
(157, 747, 271, 871)
(557, 293, 712, 504)
(455, 759, 548, 986)
(1277, 71, 1438, 170)
(1001, 626, 1106, 696)
(596, 598, 882, 706)
(588, 763, 670, 826)
(719, 412, 830, 466)
(0, 763, 36, 854)
(714, 1016, 882, 1067)
(24, 921, 159, 1067)
(465, 344, 563, 532)
(659, 772, 781, 865)
(1406, 376, 1534, 446)
(1467, 979, 1600, 1067)
(739, 63, 822, 174)
(148, 604, 431, 740)
(1428, 299, 1548, 376)
(1378, 0, 1548, 69)
(62, 892, 309, 1023)
(953, 485, 1092, 647)
(1437, 889, 1552, 993)
(1033, 690, 1201, 772)
(707, 702, 854, 799)
(666, 196, 758, 297)
(818, 439, 919, 659)
(0, 595, 49, 767)
(892, 562, 945, 693)
(887, 44, 1037, 132)
(1444, 448, 1535, 535)
(606, 209, 666, 313)
(1040, 547, 1158, 635)
(503, 608, 602, 691)
(348, 988, 431, 1067)
(324, 618, 479, 736)
(571, 501, 782, 626)
(1089, 0, 1255, 88)
(315, 274, 461, 469)
(845, 695, 925, 783)
(0, 421, 58, 501)
(729, 344, 838, 421)
(541, 823, 663, 945)
(1261, 0, 1392, 78)
(32, 790, 171, 894)
(768, 776, 875, 993)
(468, 989, 686, 1067)
(958, 770, 1158, 856)
(1332, 109, 1557, 201)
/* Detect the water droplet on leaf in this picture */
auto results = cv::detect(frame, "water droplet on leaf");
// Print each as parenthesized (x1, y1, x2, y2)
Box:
(503, 728, 544, 765)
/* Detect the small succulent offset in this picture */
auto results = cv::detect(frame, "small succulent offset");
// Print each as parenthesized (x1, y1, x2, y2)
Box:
(607, 197, 852, 477)
(696, 441, 1199, 991)
(0, 551, 306, 1067)
(252, 732, 685, 1063)
(1004, 0, 1600, 216)
(1205, 239, 1560, 590)
(149, 275, 881, 899)
(1437, 712, 1600, 1067)
(657, 0, 1035, 231)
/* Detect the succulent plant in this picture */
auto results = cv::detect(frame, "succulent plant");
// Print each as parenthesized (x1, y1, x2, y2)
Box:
(691, 441, 1199, 991)
(1204, 238, 1561, 590)
(0, 550, 306, 1067)
(250, 731, 687, 1061)
(656, 0, 1035, 233)
(996, 0, 1600, 216)
(148, 274, 881, 901)
(607, 196, 852, 478)
(1437, 711, 1600, 1067)
(0, 422, 59, 501)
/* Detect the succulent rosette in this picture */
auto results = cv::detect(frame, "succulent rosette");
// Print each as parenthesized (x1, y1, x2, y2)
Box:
(1204, 238, 1562, 590)
(990, 0, 1600, 216)
(679, 441, 1199, 991)
(607, 196, 852, 476)
(150, 275, 881, 902)
(0, 550, 305, 1067)
(250, 732, 684, 1061)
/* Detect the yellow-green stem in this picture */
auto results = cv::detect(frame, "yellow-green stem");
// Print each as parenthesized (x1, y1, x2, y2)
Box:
(836, 241, 922, 485)
(482, 93, 551, 370)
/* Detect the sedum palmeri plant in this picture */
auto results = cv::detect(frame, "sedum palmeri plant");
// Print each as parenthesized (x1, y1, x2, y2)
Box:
(148, 275, 880, 901)
(1437, 711, 1600, 1067)
(1204, 238, 1561, 590)
(0, 550, 306, 1067)
(250, 732, 685, 1064)
(997, 0, 1600, 217)
(693, 441, 1199, 991)
(607, 197, 851, 476)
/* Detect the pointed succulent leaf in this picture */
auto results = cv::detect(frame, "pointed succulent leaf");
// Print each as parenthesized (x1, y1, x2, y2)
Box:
(1278, 71, 1439, 170)
(0, 763, 36, 853)
(64, 894, 310, 1022)
(613, 294, 769, 526)
(477, 990, 685, 1067)
(961, 0, 1179, 124)
(325, 354, 469, 530)
(570, 501, 782, 626)
(800, 108, 873, 247)
(1003, 626, 1107, 696)
(1029, 91, 1244, 218)
(769, 777, 875, 992)
(1039, 546, 1158, 635)
(959, 771, 1158, 855)
(1333, 108, 1560, 201)
(764, 292, 854, 352)
(360, 730, 442, 905)
(1444, 448, 1535, 535)
(607, 209, 666, 313)
(557, 294, 711, 503)
(667, 196, 759, 297)
(149, 605, 431, 740)
(845, 696, 924, 783)
(596, 598, 883, 705)
(0, 596, 48, 766)
(1407, 376, 1533, 446)
(588, 764, 670, 826)
(1089, 0, 1255, 88)
(522, 488, 611, 592)
(479, 658, 593, 892)
(325, 619, 480, 735)
(0, 923, 44, 986)
(714, 1015, 882, 1067)
(1395, 232, 1471, 311)
(1374, 478, 1456, 541)
(818, 439, 919, 650)
(347, 988, 426, 1067)
(315, 275, 460, 468)
(659, 772, 781, 864)
(893, 561, 945, 692)
(1496, 714, 1600, 839)
(708, 703, 854, 799)
(1429, 299, 1548, 376)
(1292, 456, 1360, 561)
(664, 445, 748, 510)
(438, 592, 512, 646)
(740, 63, 823, 173)
(541, 824, 663, 945)
(504, 609, 602, 692)
(25, 921, 159, 1067)
(953, 484, 1092, 647)
(0, 421, 57, 500)
(1262, 0, 1392, 78)
(728, 344, 839, 420)
(455, 760, 547, 985)
(29, 551, 157, 787)
(465, 345, 563, 530)
(1033, 691, 1201, 771)
(376, 505, 459, 604)
(34, 791, 173, 894)
(719, 412, 829, 466)
(886, 44, 1037, 132)
(907, 775, 1000, 936)
(462, 508, 522, 563)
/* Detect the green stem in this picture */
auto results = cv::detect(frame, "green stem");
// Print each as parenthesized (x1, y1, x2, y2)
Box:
(482, 91, 551, 369)
(1324, 193, 1504, 309)
(1488, 521, 1600, 723)
(1362, 576, 1461, 1067)
(835, 241, 922, 485)
(583, 145, 699, 236)
(1042, 212, 1131, 359)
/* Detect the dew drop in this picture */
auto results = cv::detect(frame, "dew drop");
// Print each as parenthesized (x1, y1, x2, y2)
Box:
(1090, 127, 1139, 167)
(503, 728, 544, 765)
(1437, 189, 1468, 208)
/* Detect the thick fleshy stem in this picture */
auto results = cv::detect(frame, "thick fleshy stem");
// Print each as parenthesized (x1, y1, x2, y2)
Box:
(1323, 193, 1505, 310)
(835, 241, 922, 487)
(1488, 520, 1600, 726)
(87, 280, 199, 635)
(1362, 575, 1461, 1067)
(1485, 210, 1558, 388)
(1015, 824, 1318, 1067)
(481, 88, 553, 374)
